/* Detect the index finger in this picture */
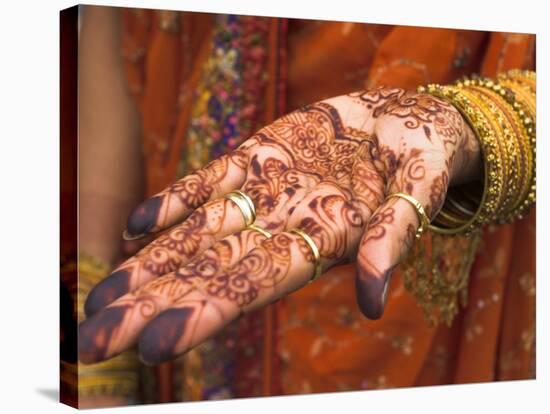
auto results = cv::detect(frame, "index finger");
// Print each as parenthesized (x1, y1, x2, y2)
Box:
(124, 149, 249, 239)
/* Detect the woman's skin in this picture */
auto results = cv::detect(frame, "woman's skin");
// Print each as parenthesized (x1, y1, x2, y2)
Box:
(79, 87, 482, 366)
(79, 6, 144, 266)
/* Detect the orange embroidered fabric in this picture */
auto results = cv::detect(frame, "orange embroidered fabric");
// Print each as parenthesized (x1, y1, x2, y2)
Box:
(119, 10, 535, 397)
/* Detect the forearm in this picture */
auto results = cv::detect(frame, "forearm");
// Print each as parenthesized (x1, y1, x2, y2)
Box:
(78, 6, 144, 265)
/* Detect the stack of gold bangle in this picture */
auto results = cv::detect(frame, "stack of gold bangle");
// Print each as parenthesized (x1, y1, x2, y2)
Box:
(418, 70, 536, 235)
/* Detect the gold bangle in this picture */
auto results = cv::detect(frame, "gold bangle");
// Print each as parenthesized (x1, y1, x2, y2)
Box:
(498, 69, 536, 98)
(420, 83, 503, 234)
(289, 228, 322, 284)
(446, 192, 477, 217)
(385, 192, 429, 239)
(421, 72, 536, 233)
(224, 190, 256, 227)
(496, 71, 536, 219)
(463, 78, 536, 222)
(467, 82, 526, 220)
(247, 223, 272, 239)
(435, 207, 470, 226)
(458, 86, 511, 220)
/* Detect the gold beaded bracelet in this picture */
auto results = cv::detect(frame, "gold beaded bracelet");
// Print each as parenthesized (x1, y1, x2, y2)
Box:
(461, 75, 534, 221)
(478, 86, 528, 219)
(496, 71, 536, 220)
(459, 86, 512, 221)
(466, 86, 521, 220)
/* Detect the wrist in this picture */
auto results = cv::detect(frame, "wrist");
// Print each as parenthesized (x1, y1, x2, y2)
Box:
(449, 110, 483, 186)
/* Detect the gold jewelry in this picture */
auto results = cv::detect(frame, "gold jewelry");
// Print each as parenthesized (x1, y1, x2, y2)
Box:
(446, 192, 477, 217)
(420, 83, 504, 234)
(75, 252, 140, 400)
(224, 190, 256, 227)
(460, 86, 514, 220)
(232, 190, 256, 221)
(385, 192, 429, 239)
(289, 228, 322, 284)
(403, 70, 536, 327)
(467, 83, 526, 220)
(496, 70, 536, 220)
(421, 73, 536, 235)
(247, 223, 272, 238)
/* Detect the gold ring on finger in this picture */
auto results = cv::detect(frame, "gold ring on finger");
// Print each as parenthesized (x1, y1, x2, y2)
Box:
(224, 190, 256, 227)
(247, 223, 272, 239)
(289, 228, 322, 284)
(384, 192, 429, 239)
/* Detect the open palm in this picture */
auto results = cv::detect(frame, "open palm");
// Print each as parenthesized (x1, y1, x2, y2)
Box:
(79, 88, 479, 365)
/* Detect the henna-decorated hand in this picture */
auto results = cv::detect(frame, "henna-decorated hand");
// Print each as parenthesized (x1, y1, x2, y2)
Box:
(79, 87, 481, 365)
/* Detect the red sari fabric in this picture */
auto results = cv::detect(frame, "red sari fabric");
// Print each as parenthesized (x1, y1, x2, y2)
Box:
(119, 10, 535, 400)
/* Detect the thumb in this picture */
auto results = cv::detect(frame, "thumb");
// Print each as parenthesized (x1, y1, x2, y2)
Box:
(355, 193, 426, 319)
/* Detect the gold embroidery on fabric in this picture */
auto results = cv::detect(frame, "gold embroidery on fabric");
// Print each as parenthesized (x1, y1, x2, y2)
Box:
(77, 252, 140, 400)
(400, 230, 483, 326)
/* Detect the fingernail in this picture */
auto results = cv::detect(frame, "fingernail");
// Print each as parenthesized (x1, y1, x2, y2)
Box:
(125, 196, 163, 238)
(78, 305, 129, 364)
(355, 266, 395, 320)
(381, 275, 391, 308)
(138, 307, 194, 365)
(84, 269, 131, 318)
(122, 229, 145, 241)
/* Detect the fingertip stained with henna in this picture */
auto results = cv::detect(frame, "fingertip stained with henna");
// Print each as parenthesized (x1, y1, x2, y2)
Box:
(125, 196, 163, 238)
(138, 307, 195, 365)
(84, 269, 131, 318)
(78, 305, 130, 364)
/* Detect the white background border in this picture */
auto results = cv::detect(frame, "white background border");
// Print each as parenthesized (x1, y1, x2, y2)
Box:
(0, 0, 546, 412)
